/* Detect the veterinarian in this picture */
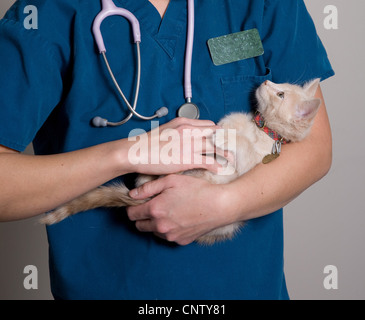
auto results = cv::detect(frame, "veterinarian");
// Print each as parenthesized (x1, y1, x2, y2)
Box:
(0, 0, 334, 299)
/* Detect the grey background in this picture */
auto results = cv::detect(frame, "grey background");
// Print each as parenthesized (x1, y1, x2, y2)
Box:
(0, 0, 364, 300)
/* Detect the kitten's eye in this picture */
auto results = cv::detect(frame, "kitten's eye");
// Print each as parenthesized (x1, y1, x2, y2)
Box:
(277, 92, 285, 99)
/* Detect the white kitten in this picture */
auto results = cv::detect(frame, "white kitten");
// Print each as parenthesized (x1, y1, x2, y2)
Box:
(41, 79, 321, 245)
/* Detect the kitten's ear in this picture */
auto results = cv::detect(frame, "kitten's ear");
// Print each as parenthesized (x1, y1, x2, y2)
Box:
(304, 78, 320, 97)
(295, 98, 321, 121)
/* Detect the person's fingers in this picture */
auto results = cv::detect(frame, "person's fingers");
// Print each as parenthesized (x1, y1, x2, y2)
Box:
(214, 147, 236, 165)
(126, 203, 152, 222)
(129, 175, 176, 200)
(162, 117, 216, 128)
(134, 219, 154, 232)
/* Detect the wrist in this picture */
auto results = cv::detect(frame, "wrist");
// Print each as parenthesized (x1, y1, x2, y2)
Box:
(214, 182, 247, 226)
(108, 138, 135, 176)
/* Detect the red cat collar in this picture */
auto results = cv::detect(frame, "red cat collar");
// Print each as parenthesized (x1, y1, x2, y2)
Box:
(253, 112, 290, 144)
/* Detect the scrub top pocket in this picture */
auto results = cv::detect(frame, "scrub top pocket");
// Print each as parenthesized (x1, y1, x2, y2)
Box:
(221, 68, 272, 114)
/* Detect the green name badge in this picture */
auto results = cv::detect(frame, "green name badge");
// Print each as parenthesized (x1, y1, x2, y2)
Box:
(207, 28, 264, 66)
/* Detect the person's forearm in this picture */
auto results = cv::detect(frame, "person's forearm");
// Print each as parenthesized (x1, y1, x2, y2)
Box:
(0, 140, 131, 221)
(225, 87, 332, 222)
(0, 117, 220, 222)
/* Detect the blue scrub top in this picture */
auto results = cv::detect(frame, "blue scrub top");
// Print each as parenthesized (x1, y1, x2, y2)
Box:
(0, 0, 334, 299)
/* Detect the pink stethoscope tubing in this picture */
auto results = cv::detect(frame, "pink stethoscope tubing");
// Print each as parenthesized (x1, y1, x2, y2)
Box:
(91, 0, 197, 127)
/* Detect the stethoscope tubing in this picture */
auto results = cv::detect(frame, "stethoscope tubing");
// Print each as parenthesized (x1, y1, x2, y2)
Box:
(92, 0, 196, 127)
(184, 0, 194, 102)
(101, 43, 141, 126)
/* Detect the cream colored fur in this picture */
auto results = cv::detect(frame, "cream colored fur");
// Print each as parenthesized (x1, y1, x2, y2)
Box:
(41, 79, 321, 245)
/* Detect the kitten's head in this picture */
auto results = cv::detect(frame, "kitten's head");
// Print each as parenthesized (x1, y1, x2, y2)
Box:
(255, 79, 321, 142)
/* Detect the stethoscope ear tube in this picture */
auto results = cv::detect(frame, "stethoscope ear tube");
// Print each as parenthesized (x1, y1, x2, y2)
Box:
(98, 47, 139, 126)
(92, 36, 168, 126)
(92, 0, 202, 127)
(184, 0, 195, 101)
(93, 0, 141, 53)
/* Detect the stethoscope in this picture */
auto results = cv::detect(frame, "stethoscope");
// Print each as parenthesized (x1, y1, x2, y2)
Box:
(92, 0, 199, 127)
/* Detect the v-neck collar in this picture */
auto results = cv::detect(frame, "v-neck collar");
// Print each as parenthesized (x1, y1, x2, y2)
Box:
(115, 0, 187, 59)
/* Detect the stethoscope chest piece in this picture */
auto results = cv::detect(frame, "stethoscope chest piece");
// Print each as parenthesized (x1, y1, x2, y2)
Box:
(177, 102, 200, 119)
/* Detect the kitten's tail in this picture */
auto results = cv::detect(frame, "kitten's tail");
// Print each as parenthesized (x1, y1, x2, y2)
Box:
(40, 183, 147, 225)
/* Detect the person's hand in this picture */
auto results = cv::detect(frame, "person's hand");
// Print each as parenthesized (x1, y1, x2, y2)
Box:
(126, 174, 236, 245)
(124, 117, 224, 176)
